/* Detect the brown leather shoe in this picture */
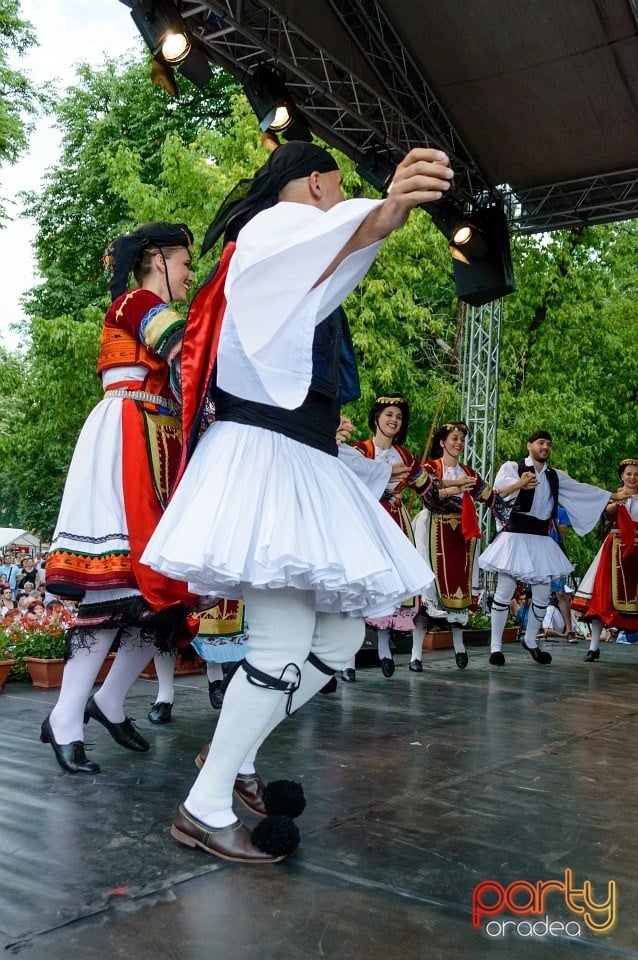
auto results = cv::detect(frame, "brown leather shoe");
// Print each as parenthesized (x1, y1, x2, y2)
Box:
(233, 773, 267, 816)
(194, 742, 210, 770)
(170, 806, 284, 862)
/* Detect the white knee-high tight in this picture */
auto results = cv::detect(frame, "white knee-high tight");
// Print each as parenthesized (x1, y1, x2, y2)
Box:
(185, 586, 364, 827)
(49, 627, 155, 743)
(490, 574, 516, 653)
(153, 651, 176, 705)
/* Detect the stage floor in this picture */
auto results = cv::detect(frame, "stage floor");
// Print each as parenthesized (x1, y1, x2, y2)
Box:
(1, 640, 636, 959)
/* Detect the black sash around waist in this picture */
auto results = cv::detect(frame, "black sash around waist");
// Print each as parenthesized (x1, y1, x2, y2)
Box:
(214, 388, 339, 456)
(508, 513, 551, 536)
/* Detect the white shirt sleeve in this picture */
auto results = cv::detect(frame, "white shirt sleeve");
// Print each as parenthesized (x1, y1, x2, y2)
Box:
(554, 470, 610, 536)
(217, 199, 383, 408)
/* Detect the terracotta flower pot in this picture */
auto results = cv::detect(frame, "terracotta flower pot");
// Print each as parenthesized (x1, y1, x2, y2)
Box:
(24, 656, 65, 689)
(0, 658, 16, 690)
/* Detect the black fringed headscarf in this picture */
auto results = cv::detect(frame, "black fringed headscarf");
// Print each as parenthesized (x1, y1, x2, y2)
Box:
(200, 141, 339, 257)
(103, 222, 194, 301)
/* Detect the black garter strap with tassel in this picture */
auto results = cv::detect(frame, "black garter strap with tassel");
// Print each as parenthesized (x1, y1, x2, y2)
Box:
(242, 659, 302, 716)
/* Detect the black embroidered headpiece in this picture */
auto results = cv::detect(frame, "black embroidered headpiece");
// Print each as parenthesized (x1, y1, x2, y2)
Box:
(103, 222, 193, 301)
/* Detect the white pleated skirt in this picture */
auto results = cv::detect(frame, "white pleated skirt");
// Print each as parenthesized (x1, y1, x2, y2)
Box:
(478, 530, 574, 584)
(142, 422, 434, 617)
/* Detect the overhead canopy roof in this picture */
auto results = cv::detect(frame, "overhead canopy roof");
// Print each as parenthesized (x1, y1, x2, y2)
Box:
(162, 1, 638, 232)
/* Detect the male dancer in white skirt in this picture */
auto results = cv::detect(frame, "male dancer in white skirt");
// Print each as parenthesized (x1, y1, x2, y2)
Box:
(142, 141, 453, 863)
(478, 430, 627, 666)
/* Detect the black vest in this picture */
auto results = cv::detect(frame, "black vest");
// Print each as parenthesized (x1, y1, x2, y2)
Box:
(507, 460, 559, 535)
(214, 307, 354, 455)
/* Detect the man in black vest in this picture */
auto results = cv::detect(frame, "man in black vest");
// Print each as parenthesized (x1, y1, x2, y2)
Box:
(479, 430, 625, 666)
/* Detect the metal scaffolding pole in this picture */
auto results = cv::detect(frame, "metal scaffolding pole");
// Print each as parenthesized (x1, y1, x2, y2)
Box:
(460, 298, 503, 541)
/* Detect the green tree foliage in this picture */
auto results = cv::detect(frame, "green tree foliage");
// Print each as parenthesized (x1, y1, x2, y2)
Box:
(5, 311, 102, 534)
(0, 0, 40, 221)
(22, 53, 238, 320)
(7, 50, 638, 561)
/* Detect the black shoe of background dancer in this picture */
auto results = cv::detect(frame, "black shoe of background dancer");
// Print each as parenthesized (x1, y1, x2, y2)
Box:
(521, 640, 552, 665)
(319, 676, 338, 694)
(584, 649, 600, 662)
(148, 701, 173, 724)
(84, 695, 150, 751)
(489, 651, 506, 666)
(341, 668, 356, 683)
(380, 657, 395, 678)
(208, 680, 225, 710)
(409, 659, 423, 672)
(455, 652, 469, 669)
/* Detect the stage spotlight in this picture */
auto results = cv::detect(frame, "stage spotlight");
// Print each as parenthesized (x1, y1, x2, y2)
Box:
(355, 148, 395, 194)
(129, 0, 192, 65)
(452, 204, 516, 306)
(281, 112, 313, 142)
(244, 64, 295, 133)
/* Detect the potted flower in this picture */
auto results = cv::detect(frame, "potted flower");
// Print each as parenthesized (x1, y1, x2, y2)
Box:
(0, 632, 17, 691)
(7, 608, 75, 688)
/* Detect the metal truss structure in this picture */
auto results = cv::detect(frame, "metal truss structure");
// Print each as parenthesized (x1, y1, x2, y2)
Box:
(177, 0, 638, 233)
(164, 1, 638, 488)
(460, 299, 502, 532)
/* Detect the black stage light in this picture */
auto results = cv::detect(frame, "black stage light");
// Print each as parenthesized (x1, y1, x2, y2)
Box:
(452, 205, 516, 306)
(244, 64, 295, 133)
(129, 0, 192, 64)
(355, 148, 395, 194)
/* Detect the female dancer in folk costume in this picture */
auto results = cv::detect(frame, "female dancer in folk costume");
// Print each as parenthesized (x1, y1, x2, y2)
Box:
(413, 421, 517, 669)
(341, 396, 461, 681)
(574, 458, 638, 662)
(142, 141, 455, 863)
(43, 223, 198, 774)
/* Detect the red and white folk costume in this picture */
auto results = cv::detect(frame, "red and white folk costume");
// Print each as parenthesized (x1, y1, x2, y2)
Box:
(142, 143, 435, 861)
(574, 458, 638, 661)
(42, 222, 196, 774)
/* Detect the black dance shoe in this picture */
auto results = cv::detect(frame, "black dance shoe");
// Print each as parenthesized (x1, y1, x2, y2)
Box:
(380, 657, 395, 678)
(319, 676, 338, 694)
(489, 651, 506, 666)
(84, 695, 149, 751)
(455, 652, 469, 669)
(521, 641, 552, 665)
(208, 680, 225, 710)
(147, 701, 173, 724)
(340, 668, 356, 683)
(40, 715, 100, 774)
(584, 649, 600, 662)
(409, 659, 423, 672)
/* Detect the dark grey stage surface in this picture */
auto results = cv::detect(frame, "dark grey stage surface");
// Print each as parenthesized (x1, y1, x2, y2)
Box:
(1, 640, 637, 959)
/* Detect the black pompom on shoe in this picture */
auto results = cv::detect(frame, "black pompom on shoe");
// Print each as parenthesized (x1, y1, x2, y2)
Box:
(252, 816, 300, 858)
(263, 779, 306, 818)
(455, 652, 469, 669)
(584, 649, 600, 662)
(489, 651, 506, 666)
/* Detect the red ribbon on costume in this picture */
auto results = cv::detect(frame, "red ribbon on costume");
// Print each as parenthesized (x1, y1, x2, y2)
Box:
(615, 503, 637, 559)
(173, 241, 236, 493)
(461, 492, 482, 540)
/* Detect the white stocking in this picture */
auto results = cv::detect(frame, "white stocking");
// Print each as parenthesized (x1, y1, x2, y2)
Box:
(491, 574, 516, 653)
(411, 617, 426, 660)
(93, 629, 154, 722)
(589, 618, 602, 652)
(152, 651, 176, 704)
(524, 582, 551, 649)
(206, 662, 223, 682)
(49, 629, 117, 743)
(240, 612, 364, 768)
(452, 625, 466, 654)
(185, 587, 316, 828)
(377, 628, 392, 660)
